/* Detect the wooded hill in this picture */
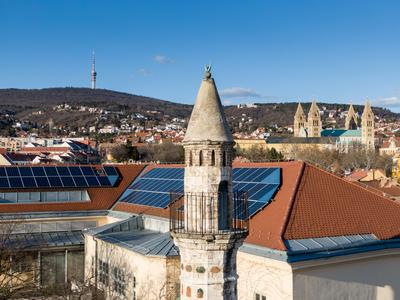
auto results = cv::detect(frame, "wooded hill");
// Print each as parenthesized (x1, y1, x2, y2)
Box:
(0, 88, 397, 131)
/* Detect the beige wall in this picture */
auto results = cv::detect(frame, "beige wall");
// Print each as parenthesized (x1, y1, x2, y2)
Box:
(0, 154, 12, 165)
(237, 251, 293, 300)
(293, 251, 400, 300)
(85, 234, 180, 300)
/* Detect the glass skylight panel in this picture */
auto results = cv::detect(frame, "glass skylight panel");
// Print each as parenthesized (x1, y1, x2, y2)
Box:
(0, 168, 6, 177)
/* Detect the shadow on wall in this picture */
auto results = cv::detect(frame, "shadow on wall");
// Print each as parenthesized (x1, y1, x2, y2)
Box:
(293, 254, 400, 300)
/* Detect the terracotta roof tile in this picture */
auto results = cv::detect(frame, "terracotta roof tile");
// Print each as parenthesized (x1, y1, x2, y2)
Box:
(284, 163, 400, 241)
(114, 161, 400, 251)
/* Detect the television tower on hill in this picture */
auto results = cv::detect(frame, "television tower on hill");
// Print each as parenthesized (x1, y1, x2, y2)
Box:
(91, 51, 97, 90)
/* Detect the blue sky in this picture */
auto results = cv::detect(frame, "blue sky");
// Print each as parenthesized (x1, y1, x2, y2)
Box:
(1, 0, 400, 111)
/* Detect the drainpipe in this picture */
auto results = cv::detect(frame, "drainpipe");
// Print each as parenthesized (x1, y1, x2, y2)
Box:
(93, 236, 98, 300)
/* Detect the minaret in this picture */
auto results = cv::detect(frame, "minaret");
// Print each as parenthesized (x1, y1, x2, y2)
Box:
(345, 104, 359, 130)
(91, 51, 97, 90)
(294, 103, 307, 137)
(171, 66, 248, 300)
(361, 101, 375, 149)
(307, 100, 321, 137)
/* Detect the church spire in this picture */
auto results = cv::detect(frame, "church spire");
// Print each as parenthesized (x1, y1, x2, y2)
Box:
(184, 65, 233, 143)
(361, 100, 375, 149)
(307, 100, 321, 137)
(294, 103, 306, 137)
(345, 104, 359, 130)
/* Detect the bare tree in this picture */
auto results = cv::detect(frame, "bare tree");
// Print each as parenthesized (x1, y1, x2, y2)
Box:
(0, 221, 40, 299)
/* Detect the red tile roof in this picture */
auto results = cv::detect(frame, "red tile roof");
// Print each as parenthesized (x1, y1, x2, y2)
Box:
(283, 164, 400, 242)
(114, 161, 400, 251)
(0, 164, 145, 214)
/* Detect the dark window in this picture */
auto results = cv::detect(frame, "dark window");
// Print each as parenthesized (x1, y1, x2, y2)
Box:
(98, 259, 109, 286)
(222, 151, 227, 167)
(199, 150, 203, 166)
(113, 267, 126, 296)
(211, 150, 215, 166)
(189, 151, 193, 166)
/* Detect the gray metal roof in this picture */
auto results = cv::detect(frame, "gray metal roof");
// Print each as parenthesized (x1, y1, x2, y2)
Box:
(285, 234, 377, 254)
(0, 210, 109, 220)
(5, 231, 84, 250)
(88, 216, 178, 257)
(96, 230, 178, 257)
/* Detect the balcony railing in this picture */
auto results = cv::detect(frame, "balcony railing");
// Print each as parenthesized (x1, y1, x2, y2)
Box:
(169, 191, 249, 236)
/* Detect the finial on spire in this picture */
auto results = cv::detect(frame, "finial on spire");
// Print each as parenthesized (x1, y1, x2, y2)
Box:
(204, 63, 212, 79)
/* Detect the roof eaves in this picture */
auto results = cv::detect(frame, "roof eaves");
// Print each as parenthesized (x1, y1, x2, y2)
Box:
(279, 161, 306, 250)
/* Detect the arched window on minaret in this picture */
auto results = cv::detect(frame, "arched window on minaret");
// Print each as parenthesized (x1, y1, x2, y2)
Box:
(189, 151, 193, 166)
(199, 150, 203, 166)
(211, 150, 216, 166)
(222, 151, 227, 167)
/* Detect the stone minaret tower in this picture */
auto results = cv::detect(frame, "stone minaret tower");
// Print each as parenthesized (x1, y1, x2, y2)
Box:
(294, 103, 307, 137)
(345, 104, 359, 130)
(307, 101, 321, 137)
(91, 51, 97, 90)
(172, 66, 248, 300)
(361, 101, 375, 149)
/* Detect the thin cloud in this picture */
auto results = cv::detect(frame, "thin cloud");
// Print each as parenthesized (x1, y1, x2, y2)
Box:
(137, 68, 151, 76)
(153, 55, 174, 64)
(220, 87, 262, 99)
(374, 96, 400, 108)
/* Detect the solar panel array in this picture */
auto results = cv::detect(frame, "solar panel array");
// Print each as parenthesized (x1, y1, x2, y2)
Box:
(120, 168, 184, 208)
(0, 166, 119, 189)
(120, 167, 281, 217)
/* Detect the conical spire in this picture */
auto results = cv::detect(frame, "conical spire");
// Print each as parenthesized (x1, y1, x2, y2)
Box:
(308, 100, 319, 116)
(348, 104, 355, 116)
(184, 66, 233, 143)
(295, 103, 305, 117)
(362, 100, 373, 117)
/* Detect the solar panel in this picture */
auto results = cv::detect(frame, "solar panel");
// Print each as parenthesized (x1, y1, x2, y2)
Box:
(22, 177, 37, 188)
(0, 166, 120, 190)
(119, 167, 281, 215)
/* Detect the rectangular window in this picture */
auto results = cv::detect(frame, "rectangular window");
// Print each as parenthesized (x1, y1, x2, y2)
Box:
(98, 259, 109, 286)
(255, 293, 266, 300)
(113, 267, 126, 296)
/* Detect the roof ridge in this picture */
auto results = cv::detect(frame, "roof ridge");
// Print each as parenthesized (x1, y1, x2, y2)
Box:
(279, 161, 306, 248)
(304, 162, 400, 207)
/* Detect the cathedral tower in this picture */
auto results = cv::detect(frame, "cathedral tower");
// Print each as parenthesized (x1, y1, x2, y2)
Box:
(294, 103, 307, 137)
(307, 101, 322, 137)
(171, 66, 248, 300)
(361, 101, 375, 149)
(345, 104, 359, 130)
